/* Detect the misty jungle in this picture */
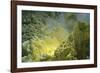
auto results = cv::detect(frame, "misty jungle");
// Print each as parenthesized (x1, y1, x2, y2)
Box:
(22, 10, 90, 62)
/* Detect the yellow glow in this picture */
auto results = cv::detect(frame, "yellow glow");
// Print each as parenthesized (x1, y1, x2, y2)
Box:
(31, 26, 68, 57)
(31, 36, 60, 56)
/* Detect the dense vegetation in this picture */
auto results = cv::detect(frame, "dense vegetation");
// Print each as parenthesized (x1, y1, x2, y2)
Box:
(22, 10, 90, 62)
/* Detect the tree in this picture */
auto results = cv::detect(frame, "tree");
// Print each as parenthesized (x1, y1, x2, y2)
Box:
(70, 21, 90, 59)
(54, 40, 77, 60)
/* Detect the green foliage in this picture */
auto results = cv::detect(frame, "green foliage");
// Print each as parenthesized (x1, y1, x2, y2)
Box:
(54, 40, 77, 60)
(68, 22, 90, 59)
(22, 11, 47, 42)
(22, 11, 90, 62)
